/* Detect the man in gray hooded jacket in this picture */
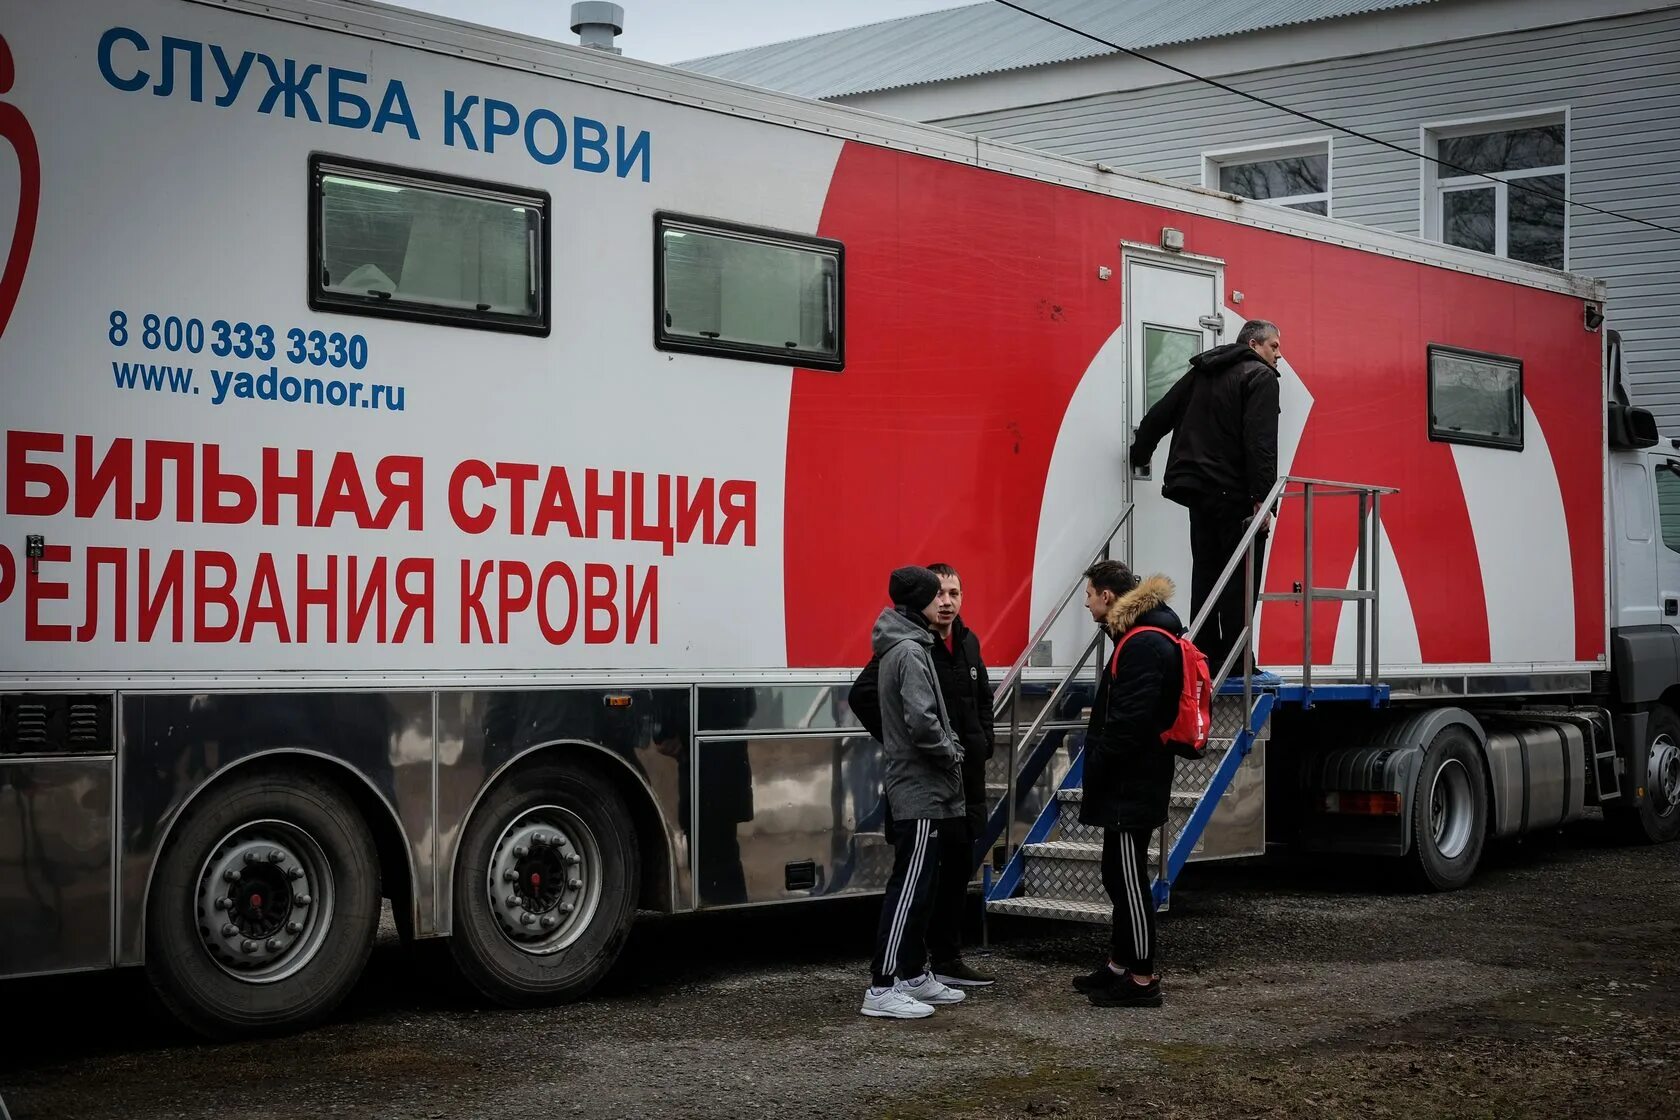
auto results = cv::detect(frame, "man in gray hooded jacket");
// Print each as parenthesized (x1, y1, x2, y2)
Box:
(860, 566, 970, 1020)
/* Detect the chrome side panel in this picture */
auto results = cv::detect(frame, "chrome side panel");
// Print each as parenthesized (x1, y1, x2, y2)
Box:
(689, 684, 893, 906)
(695, 732, 892, 906)
(0, 758, 114, 977)
(117, 692, 433, 966)
(1183, 741, 1268, 863)
(435, 687, 690, 926)
(696, 684, 861, 733)
(1382, 672, 1595, 699)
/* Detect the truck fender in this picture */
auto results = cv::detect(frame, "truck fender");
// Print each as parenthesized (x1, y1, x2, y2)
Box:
(1302, 707, 1486, 856)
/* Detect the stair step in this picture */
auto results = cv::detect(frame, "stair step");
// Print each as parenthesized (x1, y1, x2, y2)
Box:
(1020, 835, 1163, 857)
(983, 691, 1274, 928)
(1051, 787, 1194, 855)
(1058, 787, 1214, 807)
(1022, 843, 1109, 901)
(1216, 676, 1282, 695)
(987, 896, 1114, 925)
(1021, 839, 1103, 861)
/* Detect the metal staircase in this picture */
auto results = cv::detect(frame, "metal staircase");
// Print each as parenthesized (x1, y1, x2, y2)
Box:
(980, 476, 1394, 923)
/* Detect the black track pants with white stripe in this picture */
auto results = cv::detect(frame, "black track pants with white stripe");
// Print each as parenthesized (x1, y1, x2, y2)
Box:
(870, 817, 944, 987)
(1101, 826, 1157, 975)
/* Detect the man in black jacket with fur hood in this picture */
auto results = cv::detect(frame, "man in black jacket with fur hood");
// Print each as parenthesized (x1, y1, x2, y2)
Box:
(1073, 559, 1183, 1008)
(1129, 319, 1282, 676)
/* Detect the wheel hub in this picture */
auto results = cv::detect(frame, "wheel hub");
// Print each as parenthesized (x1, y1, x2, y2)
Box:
(486, 807, 601, 954)
(195, 822, 333, 982)
(224, 861, 293, 939)
(1428, 759, 1474, 860)
(1649, 734, 1680, 816)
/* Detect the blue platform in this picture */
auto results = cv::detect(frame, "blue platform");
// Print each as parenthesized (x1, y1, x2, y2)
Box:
(1217, 675, 1389, 709)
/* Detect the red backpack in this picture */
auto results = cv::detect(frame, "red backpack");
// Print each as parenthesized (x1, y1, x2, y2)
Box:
(1109, 626, 1213, 760)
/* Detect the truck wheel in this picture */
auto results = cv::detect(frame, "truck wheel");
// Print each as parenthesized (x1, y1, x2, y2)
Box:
(1408, 726, 1488, 891)
(145, 768, 380, 1038)
(1608, 705, 1680, 844)
(448, 759, 639, 1005)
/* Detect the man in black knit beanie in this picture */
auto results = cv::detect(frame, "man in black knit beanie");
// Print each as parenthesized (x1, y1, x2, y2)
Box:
(859, 566, 969, 1019)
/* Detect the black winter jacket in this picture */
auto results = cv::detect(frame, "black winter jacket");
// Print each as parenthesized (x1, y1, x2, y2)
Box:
(1079, 576, 1183, 831)
(1129, 342, 1280, 508)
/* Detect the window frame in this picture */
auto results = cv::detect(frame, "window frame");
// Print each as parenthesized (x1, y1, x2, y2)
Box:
(307, 153, 552, 336)
(1141, 322, 1201, 412)
(1418, 108, 1569, 270)
(1654, 462, 1680, 556)
(1426, 342, 1525, 452)
(1201, 136, 1333, 216)
(652, 211, 845, 371)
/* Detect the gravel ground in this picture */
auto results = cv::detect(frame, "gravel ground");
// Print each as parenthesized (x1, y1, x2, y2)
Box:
(3, 824, 1677, 1120)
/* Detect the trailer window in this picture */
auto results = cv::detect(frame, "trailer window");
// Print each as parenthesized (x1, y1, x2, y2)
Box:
(1427, 345, 1523, 451)
(310, 157, 549, 335)
(655, 214, 842, 370)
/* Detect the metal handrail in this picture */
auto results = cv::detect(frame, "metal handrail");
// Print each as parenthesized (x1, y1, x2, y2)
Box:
(1187, 475, 1399, 685)
(1158, 473, 1397, 893)
(981, 626, 1106, 858)
(974, 503, 1136, 877)
(981, 472, 1399, 911)
(1183, 475, 1290, 651)
(989, 502, 1136, 721)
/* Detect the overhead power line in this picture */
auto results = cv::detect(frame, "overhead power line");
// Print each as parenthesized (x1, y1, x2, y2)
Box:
(992, 0, 1680, 241)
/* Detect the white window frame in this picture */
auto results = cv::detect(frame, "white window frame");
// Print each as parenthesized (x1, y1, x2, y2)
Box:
(1418, 107, 1570, 270)
(1202, 136, 1333, 216)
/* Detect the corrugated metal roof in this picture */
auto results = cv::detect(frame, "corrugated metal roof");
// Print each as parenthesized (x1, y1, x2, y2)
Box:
(677, 0, 1441, 100)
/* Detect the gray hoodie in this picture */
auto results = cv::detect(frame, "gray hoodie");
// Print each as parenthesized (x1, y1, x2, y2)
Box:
(871, 606, 965, 821)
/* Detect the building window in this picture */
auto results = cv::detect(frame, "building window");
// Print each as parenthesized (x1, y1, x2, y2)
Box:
(1204, 139, 1330, 215)
(1428, 344, 1523, 451)
(310, 156, 549, 334)
(1425, 114, 1566, 270)
(655, 213, 843, 370)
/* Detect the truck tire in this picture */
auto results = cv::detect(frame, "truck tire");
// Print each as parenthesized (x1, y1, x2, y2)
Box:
(1608, 704, 1680, 845)
(145, 768, 380, 1038)
(1408, 725, 1489, 891)
(448, 759, 639, 1005)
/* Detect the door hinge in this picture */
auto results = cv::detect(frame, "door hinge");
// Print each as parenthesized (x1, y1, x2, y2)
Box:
(1197, 313, 1225, 333)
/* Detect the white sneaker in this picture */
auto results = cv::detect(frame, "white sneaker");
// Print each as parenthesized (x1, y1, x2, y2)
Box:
(860, 985, 935, 1019)
(900, 972, 965, 1006)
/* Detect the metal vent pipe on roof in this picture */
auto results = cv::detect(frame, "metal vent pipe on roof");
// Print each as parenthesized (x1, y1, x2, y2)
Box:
(571, 3, 625, 54)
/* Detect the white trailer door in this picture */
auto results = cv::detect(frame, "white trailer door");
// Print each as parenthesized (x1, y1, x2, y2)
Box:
(1123, 253, 1223, 603)
(1123, 253, 1265, 865)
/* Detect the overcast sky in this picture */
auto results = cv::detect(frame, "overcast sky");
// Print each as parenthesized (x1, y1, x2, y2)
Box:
(387, 0, 967, 64)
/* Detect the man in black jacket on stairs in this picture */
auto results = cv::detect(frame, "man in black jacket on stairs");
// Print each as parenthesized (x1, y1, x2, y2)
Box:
(1129, 319, 1282, 676)
(1073, 559, 1184, 1008)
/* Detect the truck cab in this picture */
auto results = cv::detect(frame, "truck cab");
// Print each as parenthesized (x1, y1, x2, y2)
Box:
(1605, 330, 1680, 843)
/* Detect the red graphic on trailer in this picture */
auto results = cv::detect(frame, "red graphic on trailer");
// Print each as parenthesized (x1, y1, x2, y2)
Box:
(0, 33, 41, 341)
(788, 141, 1603, 670)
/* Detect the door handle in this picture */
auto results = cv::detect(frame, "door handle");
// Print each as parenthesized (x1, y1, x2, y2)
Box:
(1128, 426, 1152, 480)
(1665, 599, 1677, 617)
